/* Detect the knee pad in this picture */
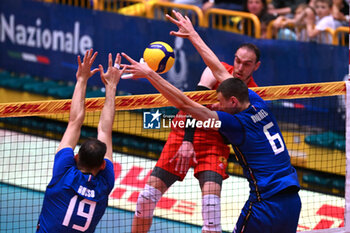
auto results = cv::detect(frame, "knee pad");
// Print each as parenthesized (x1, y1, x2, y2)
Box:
(135, 184, 162, 218)
(202, 194, 221, 232)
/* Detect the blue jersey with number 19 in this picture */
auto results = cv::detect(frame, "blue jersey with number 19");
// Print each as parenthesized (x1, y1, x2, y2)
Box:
(217, 89, 300, 201)
(37, 148, 115, 233)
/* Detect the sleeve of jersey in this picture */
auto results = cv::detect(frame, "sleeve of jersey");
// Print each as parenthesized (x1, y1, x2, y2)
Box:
(216, 111, 244, 145)
(221, 61, 234, 75)
(99, 159, 115, 192)
(50, 148, 75, 184)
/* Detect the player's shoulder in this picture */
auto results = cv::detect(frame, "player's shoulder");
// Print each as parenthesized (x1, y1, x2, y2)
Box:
(248, 89, 266, 108)
(98, 159, 115, 184)
(54, 147, 74, 163)
(56, 147, 74, 156)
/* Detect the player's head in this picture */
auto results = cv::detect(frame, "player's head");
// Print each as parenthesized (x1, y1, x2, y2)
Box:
(232, 43, 261, 84)
(243, 0, 269, 17)
(77, 138, 106, 171)
(216, 78, 250, 114)
(315, 0, 332, 18)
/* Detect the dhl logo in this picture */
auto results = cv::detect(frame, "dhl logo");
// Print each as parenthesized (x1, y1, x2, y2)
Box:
(0, 81, 346, 117)
(251, 81, 345, 100)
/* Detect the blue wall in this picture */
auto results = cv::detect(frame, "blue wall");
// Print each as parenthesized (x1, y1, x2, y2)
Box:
(0, 0, 348, 94)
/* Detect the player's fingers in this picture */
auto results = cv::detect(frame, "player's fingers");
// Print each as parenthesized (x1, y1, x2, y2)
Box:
(115, 53, 121, 65)
(165, 13, 179, 25)
(173, 10, 182, 20)
(170, 31, 188, 38)
(175, 157, 181, 172)
(122, 66, 134, 73)
(88, 49, 93, 61)
(192, 153, 198, 165)
(86, 48, 91, 59)
(121, 52, 137, 64)
(179, 160, 184, 174)
(77, 55, 82, 66)
(120, 65, 126, 75)
(108, 53, 113, 67)
(170, 153, 178, 164)
(98, 64, 104, 75)
(175, 10, 187, 22)
(90, 51, 98, 65)
(180, 158, 188, 174)
(83, 50, 89, 63)
(98, 65, 107, 84)
(91, 68, 99, 76)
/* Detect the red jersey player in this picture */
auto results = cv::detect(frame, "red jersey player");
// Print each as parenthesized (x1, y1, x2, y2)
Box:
(132, 43, 261, 233)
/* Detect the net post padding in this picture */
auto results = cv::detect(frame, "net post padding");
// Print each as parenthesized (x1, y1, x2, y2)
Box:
(0, 81, 345, 118)
(345, 81, 350, 233)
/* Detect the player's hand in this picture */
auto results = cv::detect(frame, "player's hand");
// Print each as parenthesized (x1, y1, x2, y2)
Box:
(170, 141, 198, 174)
(166, 10, 197, 39)
(76, 48, 99, 81)
(121, 52, 154, 78)
(99, 53, 126, 88)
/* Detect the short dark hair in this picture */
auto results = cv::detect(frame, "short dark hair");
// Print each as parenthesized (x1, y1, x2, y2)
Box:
(216, 78, 250, 103)
(237, 43, 261, 63)
(243, 0, 268, 18)
(78, 138, 106, 169)
(315, 0, 332, 7)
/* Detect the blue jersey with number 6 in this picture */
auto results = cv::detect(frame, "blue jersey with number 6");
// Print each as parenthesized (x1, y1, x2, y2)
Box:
(217, 89, 300, 201)
(37, 148, 115, 233)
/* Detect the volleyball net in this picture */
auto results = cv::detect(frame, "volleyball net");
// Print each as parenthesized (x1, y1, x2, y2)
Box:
(0, 81, 349, 233)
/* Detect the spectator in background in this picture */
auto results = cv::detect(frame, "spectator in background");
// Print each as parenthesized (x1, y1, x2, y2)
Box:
(272, 3, 310, 40)
(305, 0, 342, 44)
(268, 0, 307, 17)
(332, 0, 349, 26)
(202, 0, 244, 13)
(242, 0, 277, 38)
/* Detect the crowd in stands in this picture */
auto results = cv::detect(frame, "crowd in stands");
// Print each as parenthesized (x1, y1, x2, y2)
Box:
(166, 0, 348, 43)
(44, 0, 350, 44)
(271, 0, 349, 43)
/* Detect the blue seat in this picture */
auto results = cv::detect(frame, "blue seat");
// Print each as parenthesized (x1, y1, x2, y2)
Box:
(23, 81, 58, 95)
(47, 86, 75, 99)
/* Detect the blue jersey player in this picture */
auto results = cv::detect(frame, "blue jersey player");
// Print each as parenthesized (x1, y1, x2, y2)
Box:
(120, 10, 301, 233)
(37, 50, 125, 233)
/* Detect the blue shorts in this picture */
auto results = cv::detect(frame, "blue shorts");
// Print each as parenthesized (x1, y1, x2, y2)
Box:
(233, 190, 301, 233)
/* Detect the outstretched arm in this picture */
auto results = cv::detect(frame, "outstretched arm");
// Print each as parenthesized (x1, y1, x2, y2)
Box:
(98, 53, 125, 162)
(122, 53, 219, 125)
(166, 10, 232, 83)
(57, 49, 99, 153)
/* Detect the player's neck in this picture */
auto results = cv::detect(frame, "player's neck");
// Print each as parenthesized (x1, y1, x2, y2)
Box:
(78, 165, 99, 176)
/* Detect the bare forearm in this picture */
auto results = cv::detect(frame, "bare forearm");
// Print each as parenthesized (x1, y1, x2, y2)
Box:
(98, 85, 117, 160)
(98, 86, 117, 136)
(69, 79, 88, 125)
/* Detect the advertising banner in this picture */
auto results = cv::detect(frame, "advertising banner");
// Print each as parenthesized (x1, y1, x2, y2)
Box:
(0, 0, 348, 95)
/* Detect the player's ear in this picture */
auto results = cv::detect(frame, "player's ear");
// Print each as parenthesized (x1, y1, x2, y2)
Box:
(74, 154, 79, 163)
(254, 61, 261, 71)
(100, 160, 106, 170)
(230, 96, 238, 106)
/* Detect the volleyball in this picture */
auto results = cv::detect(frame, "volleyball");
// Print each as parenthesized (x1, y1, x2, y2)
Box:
(143, 41, 175, 74)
